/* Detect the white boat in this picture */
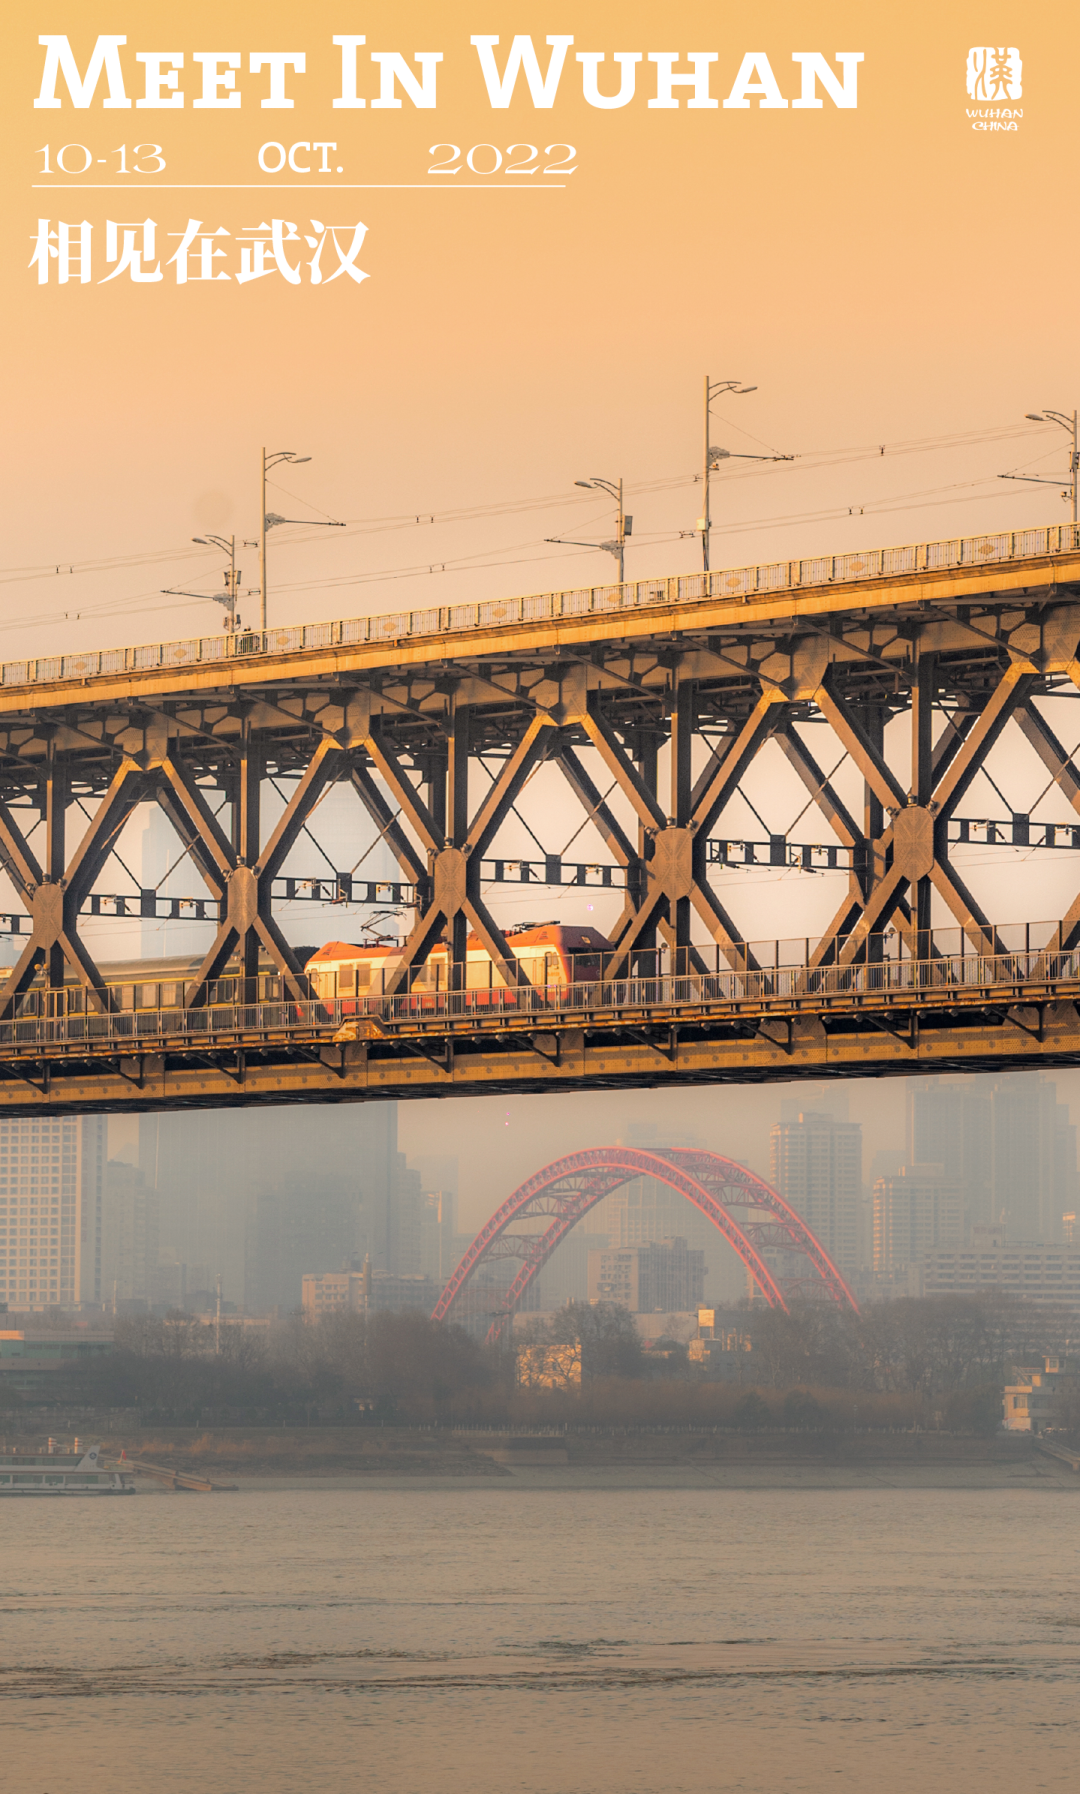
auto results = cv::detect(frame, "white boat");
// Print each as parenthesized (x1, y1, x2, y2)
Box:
(0, 1444, 135, 1495)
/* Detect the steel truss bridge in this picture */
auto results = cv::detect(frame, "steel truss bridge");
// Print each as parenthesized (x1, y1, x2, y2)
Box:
(431, 1146, 858, 1343)
(2, 522, 1080, 1113)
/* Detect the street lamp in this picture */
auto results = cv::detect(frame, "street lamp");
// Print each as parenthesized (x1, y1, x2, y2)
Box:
(545, 476, 630, 582)
(998, 410, 1078, 524)
(259, 449, 348, 629)
(161, 533, 245, 631)
(260, 449, 310, 630)
(699, 376, 793, 571)
(192, 534, 241, 630)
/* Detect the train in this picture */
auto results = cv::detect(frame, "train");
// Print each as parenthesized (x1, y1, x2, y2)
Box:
(306, 922, 609, 1001)
(2, 921, 613, 1015)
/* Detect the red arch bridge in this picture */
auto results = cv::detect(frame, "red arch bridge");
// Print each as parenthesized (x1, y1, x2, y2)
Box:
(431, 1147, 858, 1344)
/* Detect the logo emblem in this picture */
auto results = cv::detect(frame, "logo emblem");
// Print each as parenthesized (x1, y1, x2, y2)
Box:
(966, 47, 1022, 101)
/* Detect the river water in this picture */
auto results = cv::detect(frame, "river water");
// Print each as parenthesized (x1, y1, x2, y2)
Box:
(2, 1484, 1078, 1793)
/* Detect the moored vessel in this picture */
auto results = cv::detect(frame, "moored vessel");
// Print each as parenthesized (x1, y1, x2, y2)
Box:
(0, 1443, 134, 1495)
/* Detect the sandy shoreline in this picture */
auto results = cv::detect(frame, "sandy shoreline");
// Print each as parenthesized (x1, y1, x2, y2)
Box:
(55, 1425, 1075, 1491)
(130, 1461, 1080, 1492)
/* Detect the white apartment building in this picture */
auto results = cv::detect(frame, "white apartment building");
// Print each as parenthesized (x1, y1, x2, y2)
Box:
(587, 1238, 706, 1313)
(911, 1239, 1080, 1305)
(873, 1162, 963, 1280)
(769, 1110, 862, 1278)
(0, 1116, 105, 1311)
(301, 1266, 437, 1315)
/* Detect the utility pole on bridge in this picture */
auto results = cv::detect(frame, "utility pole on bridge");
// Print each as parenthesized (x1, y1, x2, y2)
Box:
(698, 376, 792, 571)
(1000, 408, 1078, 524)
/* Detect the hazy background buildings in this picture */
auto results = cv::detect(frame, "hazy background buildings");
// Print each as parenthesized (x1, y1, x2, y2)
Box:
(3, 1065, 1080, 1322)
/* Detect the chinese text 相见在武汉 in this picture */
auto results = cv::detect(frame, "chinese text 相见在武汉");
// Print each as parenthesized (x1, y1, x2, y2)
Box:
(29, 217, 370, 285)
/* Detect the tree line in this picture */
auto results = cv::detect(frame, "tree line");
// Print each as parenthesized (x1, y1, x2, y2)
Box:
(24, 1288, 1076, 1434)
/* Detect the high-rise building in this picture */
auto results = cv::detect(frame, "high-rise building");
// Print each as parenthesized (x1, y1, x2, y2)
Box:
(139, 1100, 407, 1311)
(417, 1190, 457, 1286)
(872, 1163, 963, 1280)
(587, 1237, 706, 1313)
(907, 1079, 992, 1225)
(991, 1075, 1077, 1240)
(388, 1155, 423, 1276)
(769, 1110, 862, 1277)
(101, 1159, 159, 1309)
(907, 1075, 1078, 1240)
(0, 1116, 105, 1311)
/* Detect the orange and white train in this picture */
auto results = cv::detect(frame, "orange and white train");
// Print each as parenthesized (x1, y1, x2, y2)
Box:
(1, 922, 612, 1016)
(306, 921, 610, 1003)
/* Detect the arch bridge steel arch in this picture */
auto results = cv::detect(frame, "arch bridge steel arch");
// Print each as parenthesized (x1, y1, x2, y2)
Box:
(431, 1147, 859, 1344)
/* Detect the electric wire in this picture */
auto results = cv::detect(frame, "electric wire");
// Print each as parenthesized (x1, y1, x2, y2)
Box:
(0, 420, 1056, 591)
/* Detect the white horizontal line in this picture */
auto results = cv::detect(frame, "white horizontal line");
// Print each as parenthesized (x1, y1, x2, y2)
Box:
(31, 183, 566, 191)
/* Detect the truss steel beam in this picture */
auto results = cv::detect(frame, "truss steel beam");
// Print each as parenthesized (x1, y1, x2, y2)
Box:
(0, 539, 1076, 1080)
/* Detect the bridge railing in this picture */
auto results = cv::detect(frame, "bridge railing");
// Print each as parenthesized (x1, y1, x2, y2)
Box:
(3, 523, 1078, 695)
(362, 946, 1080, 1019)
(2, 945, 1078, 1052)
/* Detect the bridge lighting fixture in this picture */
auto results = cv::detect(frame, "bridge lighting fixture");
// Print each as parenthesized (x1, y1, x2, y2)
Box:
(257, 451, 346, 629)
(1001, 408, 1078, 523)
(699, 377, 791, 572)
(546, 475, 630, 581)
(190, 534, 242, 631)
(161, 532, 244, 630)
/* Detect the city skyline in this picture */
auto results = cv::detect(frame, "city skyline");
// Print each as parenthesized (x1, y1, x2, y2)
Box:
(6, 1061, 1077, 1320)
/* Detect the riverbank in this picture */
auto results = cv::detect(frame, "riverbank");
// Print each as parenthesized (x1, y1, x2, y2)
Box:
(29, 1425, 1078, 1488)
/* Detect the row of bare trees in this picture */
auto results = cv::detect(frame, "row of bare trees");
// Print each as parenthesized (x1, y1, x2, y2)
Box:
(32, 1290, 1078, 1430)
(744, 1291, 1075, 1400)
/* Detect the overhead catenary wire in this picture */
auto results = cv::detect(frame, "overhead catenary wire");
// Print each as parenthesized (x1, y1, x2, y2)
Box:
(0, 472, 1053, 639)
(0, 419, 1057, 593)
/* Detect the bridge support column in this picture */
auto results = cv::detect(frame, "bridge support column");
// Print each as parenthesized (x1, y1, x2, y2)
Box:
(234, 726, 262, 990)
(668, 669, 695, 967)
(861, 703, 885, 962)
(43, 749, 68, 994)
(447, 701, 469, 985)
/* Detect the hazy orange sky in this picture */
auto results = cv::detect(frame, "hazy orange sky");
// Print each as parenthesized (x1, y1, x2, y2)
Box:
(7, 1, 1080, 1228)
(3, 1, 1076, 657)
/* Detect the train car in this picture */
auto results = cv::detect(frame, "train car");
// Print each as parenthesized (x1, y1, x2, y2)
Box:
(3, 953, 298, 1018)
(0, 923, 611, 1018)
(306, 921, 611, 1006)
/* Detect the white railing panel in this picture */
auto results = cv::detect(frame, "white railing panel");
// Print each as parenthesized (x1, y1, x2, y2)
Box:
(799, 557, 833, 585)
(834, 550, 882, 582)
(963, 533, 1010, 564)
(925, 539, 961, 569)
(4, 524, 1080, 695)
(713, 566, 754, 597)
(408, 609, 440, 637)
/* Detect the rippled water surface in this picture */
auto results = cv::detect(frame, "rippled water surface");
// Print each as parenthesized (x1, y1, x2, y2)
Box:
(2, 1486, 1079, 1792)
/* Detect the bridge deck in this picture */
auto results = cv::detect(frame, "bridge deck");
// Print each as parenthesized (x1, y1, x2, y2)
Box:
(0, 946, 1077, 1116)
(1, 522, 1078, 713)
